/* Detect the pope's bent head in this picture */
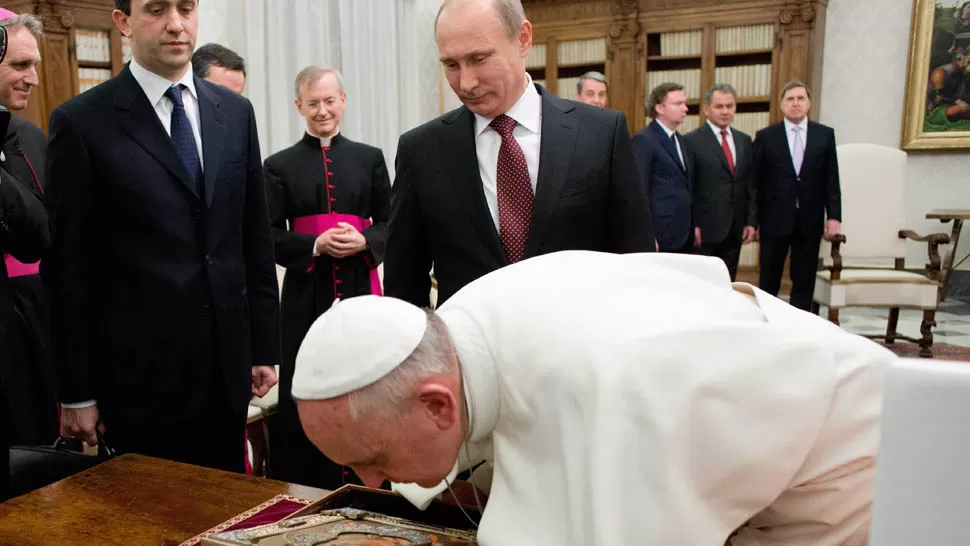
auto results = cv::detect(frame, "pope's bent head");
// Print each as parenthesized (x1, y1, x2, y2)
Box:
(294, 296, 467, 489)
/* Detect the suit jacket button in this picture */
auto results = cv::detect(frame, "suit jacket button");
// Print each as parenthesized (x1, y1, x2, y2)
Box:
(192, 209, 202, 221)
(204, 255, 214, 265)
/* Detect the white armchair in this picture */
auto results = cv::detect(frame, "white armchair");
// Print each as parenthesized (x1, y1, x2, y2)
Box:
(814, 143, 949, 357)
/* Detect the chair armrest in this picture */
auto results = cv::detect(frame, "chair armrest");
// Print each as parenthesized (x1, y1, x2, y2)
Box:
(826, 234, 846, 281)
(899, 230, 950, 280)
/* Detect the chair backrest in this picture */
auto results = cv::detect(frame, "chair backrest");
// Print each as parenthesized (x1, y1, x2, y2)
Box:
(821, 143, 907, 263)
(869, 358, 970, 546)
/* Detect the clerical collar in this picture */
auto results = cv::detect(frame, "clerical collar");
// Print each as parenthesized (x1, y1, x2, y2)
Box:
(301, 130, 342, 148)
(437, 307, 500, 444)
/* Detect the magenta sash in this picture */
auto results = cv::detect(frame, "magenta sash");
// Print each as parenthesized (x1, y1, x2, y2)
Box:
(291, 213, 382, 296)
(3, 254, 40, 278)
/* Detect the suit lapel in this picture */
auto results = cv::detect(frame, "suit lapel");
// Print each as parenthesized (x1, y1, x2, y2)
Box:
(652, 121, 686, 173)
(437, 107, 507, 265)
(196, 78, 225, 208)
(524, 90, 578, 258)
(776, 123, 798, 178)
(113, 67, 200, 201)
(731, 130, 747, 177)
(801, 121, 818, 175)
(705, 125, 733, 177)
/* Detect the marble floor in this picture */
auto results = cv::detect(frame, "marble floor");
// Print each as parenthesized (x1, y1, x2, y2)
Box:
(819, 297, 970, 347)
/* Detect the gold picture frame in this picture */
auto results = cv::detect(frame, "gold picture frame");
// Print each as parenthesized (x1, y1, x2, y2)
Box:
(902, 0, 970, 151)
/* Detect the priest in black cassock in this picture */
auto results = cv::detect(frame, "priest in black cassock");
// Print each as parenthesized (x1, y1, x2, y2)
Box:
(264, 65, 391, 489)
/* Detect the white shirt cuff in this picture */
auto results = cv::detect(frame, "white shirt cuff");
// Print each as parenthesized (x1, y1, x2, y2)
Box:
(61, 399, 97, 409)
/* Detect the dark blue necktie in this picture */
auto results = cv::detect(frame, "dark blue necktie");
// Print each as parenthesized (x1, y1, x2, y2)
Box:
(164, 84, 204, 197)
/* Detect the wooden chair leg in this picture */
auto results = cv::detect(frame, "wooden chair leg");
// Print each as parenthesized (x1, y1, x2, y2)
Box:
(919, 309, 936, 358)
(827, 307, 840, 325)
(885, 307, 900, 344)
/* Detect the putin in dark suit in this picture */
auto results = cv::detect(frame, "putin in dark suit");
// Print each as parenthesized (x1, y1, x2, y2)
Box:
(752, 81, 842, 311)
(684, 84, 756, 280)
(631, 82, 698, 253)
(45, 0, 280, 472)
(384, 0, 654, 308)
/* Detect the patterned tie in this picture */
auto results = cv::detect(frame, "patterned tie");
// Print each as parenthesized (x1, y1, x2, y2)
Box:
(490, 114, 533, 264)
(720, 130, 735, 175)
(164, 84, 204, 197)
(791, 125, 805, 175)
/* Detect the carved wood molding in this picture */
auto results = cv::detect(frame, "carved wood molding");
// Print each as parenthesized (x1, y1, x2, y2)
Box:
(36, 1, 76, 33)
(779, 1, 816, 26)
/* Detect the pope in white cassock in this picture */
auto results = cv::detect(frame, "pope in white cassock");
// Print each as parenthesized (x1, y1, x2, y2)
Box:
(292, 251, 893, 545)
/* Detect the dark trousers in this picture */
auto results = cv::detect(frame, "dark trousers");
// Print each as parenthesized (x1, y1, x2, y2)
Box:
(759, 223, 822, 311)
(102, 393, 247, 474)
(270, 396, 362, 490)
(699, 224, 743, 281)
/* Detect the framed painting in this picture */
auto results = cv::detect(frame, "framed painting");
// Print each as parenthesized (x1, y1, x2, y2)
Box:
(902, 0, 970, 150)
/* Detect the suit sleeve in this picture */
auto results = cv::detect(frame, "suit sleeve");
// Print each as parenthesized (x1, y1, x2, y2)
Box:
(384, 134, 432, 307)
(361, 149, 391, 267)
(824, 129, 842, 222)
(742, 135, 757, 227)
(608, 113, 654, 253)
(44, 107, 95, 403)
(0, 164, 49, 263)
(242, 102, 281, 367)
(264, 156, 316, 269)
(750, 131, 765, 229)
(630, 129, 657, 239)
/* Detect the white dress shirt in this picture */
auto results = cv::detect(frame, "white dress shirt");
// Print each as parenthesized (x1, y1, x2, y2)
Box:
(473, 75, 541, 229)
(708, 120, 736, 166)
(129, 59, 204, 169)
(656, 120, 686, 169)
(783, 117, 809, 174)
(61, 61, 204, 411)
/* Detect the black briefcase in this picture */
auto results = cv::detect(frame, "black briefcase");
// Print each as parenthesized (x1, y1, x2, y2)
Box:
(9, 434, 115, 497)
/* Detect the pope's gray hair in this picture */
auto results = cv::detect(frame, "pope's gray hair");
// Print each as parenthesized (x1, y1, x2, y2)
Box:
(346, 310, 456, 420)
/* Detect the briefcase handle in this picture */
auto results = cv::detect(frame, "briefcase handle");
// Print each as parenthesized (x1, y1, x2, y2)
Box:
(52, 429, 116, 459)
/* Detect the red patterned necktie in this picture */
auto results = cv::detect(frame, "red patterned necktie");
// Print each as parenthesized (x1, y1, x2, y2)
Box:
(490, 114, 533, 263)
(720, 129, 735, 175)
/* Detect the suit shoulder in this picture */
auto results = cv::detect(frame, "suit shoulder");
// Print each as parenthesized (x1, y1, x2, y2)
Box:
(808, 120, 835, 134)
(684, 127, 706, 142)
(399, 107, 465, 145)
(733, 128, 753, 142)
(10, 116, 45, 143)
(197, 79, 254, 113)
(56, 77, 123, 118)
(754, 122, 782, 140)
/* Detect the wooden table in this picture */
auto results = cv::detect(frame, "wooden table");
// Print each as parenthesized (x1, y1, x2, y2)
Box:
(0, 454, 328, 545)
(926, 209, 970, 301)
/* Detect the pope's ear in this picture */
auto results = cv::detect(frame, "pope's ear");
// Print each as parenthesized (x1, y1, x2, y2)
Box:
(416, 383, 460, 430)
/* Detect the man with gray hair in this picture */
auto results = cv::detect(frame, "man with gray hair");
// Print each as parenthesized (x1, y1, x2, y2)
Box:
(0, 11, 59, 450)
(263, 64, 390, 489)
(294, 250, 890, 545)
(684, 83, 756, 280)
(575, 70, 608, 108)
(384, 0, 654, 309)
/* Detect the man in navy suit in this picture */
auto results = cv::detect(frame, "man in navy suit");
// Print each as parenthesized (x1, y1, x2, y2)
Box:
(752, 81, 842, 311)
(632, 83, 698, 253)
(45, 0, 280, 472)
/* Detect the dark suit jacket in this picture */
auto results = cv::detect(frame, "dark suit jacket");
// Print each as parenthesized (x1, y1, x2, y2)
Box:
(631, 120, 694, 251)
(385, 85, 654, 307)
(44, 67, 280, 425)
(684, 124, 755, 244)
(752, 121, 841, 238)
